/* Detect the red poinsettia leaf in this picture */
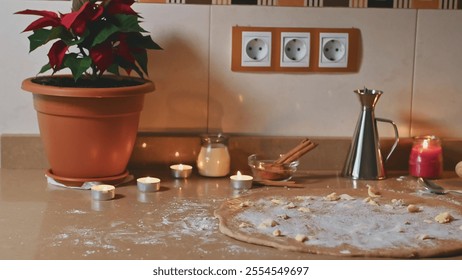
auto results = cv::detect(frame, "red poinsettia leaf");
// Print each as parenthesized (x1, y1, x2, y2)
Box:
(48, 40, 68, 70)
(116, 35, 135, 64)
(62, 2, 104, 35)
(90, 5, 104, 21)
(15, 9, 59, 19)
(90, 42, 114, 73)
(106, 0, 137, 16)
(21, 17, 61, 32)
(16, 9, 60, 31)
(61, 5, 86, 30)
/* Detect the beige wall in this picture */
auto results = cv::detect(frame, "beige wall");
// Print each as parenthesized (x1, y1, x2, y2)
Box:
(1, 2, 462, 138)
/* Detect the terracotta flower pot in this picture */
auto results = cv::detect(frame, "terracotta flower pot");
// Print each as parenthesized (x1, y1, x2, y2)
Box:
(21, 75, 155, 186)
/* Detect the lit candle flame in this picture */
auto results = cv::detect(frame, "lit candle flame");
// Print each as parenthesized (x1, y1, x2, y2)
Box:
(178, 164, 184, 170)
(423, 139, 429, 149)
(236, 171, 242, 178)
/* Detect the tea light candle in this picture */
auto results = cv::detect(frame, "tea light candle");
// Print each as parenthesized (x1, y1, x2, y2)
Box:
(91, 184, 115, 201)
(409, 136, 443, 178)
(137, 177, 161, 192)
(170, 164, 193, 179)
(230, 171, 253, 190)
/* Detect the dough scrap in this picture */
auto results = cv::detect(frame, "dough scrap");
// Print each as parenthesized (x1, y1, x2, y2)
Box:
(298, 207, 311, 213)
(435, 212, 454, 224)
(271, 199, 283, 205)
(407, 204, 421, 213)
(259, 219, 279, 228)
(284, 202, 296, 209)
(273, 229, 282, 236)
(239, 222, 252, 228)
(363, 197, 379, 206)
(417, 234, 435, 240)
(325, 192, 340, 201)
(278, 213, 290, 220)
(239, 201, 252, 208)
(295, 234, 308, 242)
(367, 184, 381, 197)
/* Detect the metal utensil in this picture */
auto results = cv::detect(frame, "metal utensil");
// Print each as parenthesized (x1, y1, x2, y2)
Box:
(342, 87, 399, 180)
(418, 177, 462, 195)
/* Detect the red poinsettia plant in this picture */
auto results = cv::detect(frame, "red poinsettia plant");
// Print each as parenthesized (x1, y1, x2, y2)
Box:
(16, 0, 161, 83)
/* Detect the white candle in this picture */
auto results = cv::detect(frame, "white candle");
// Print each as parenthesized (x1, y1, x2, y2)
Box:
(91, 184, 115, 201)
(230, 171, 253, 190)
(170, 164, 193, 179)
(137, 177, 161, 192)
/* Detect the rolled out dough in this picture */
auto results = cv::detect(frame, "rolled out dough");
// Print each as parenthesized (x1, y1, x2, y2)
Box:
(215, 187, 462, 258)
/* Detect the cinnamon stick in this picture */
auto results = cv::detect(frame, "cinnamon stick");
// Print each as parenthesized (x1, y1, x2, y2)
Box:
(274, 138, 317, 164)
(254, 180, 305, 188)
(281, 142, 318, 164)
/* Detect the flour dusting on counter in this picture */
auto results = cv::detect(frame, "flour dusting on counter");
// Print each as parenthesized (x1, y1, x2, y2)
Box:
(46, 197, 250, 258)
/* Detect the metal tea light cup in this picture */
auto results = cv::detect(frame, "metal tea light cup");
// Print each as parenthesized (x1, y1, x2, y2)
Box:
(170, 164, 193, 179)
(137, 177, 161, 192)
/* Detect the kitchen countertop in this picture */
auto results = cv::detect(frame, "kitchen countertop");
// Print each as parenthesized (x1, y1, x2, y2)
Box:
(1, 168, 462, 260)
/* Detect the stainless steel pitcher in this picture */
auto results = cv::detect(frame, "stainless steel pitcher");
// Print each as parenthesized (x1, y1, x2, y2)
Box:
(342, 88, 399, 180)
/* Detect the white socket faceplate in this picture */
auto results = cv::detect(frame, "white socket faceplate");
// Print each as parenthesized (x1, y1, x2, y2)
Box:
(241, 31, 272, 67)
(280, 32, 310, 68)
(319, 32, 349, 68)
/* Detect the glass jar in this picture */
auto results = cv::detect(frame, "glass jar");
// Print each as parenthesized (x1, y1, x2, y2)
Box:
(196, 134, 230, 177)
(409, 135, 443, 179)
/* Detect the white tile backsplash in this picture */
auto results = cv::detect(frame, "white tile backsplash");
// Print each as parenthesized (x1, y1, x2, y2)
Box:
(413, 9, 462, 138)
(2, 2, 462, 138)
(209, 6, 416, 137)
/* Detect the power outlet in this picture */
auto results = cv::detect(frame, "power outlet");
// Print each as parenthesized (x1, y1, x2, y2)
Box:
(280, 32, 310, 68)
(318, 32, 349, 68)
(241, 31, 272, 67)
(232, 26, 360, 73)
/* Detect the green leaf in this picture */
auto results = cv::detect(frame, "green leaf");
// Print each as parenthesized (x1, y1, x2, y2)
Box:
(128, 33, 162, 50)
(106, 63, 120, 76)
(63, 54, 92, 81)
(117, 56, 144, 78)
(133, 50, 148, 76)
(28, 29, 52, 52)
(38, 63, 51, 74)
(91, 23, 120, 47)
(113, 14, 146, 33)
(28, 27, 77, 52)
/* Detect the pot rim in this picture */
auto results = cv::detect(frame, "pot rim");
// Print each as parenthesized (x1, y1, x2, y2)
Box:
(21, 75, 155, 98)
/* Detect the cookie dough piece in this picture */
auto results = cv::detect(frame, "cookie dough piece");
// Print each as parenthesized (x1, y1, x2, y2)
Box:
(325, 192, 340, 201)
(295, 234, 308, 242)
(367, 184, 381, 197)
(363, 197, 379, 206)
(298, 207, 311, 213)
(259, 219, 279, 228)
(407, 204, 421, 213)
(284, 202, 296, 209)
(271, 199, 283, 205)
(435, 212, 454, 224)
(239, 201, 252, 208)
(278, 214, 290, 220)
(273, 229, 282, 236)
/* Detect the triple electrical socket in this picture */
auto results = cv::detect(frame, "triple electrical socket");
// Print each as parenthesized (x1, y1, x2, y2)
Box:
(232, 26, 360, 73)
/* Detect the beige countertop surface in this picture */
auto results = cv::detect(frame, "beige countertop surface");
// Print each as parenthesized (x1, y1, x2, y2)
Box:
(1, 168, 462, 260)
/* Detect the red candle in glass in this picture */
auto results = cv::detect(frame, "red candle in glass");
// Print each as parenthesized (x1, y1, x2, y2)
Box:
(409, 135, 443, 178)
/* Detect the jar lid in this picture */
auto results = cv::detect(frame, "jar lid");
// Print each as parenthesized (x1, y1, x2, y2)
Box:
(200, 133, 228, 144)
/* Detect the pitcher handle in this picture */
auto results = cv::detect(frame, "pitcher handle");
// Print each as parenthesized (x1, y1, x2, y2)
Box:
(376, 118, 399, 162)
